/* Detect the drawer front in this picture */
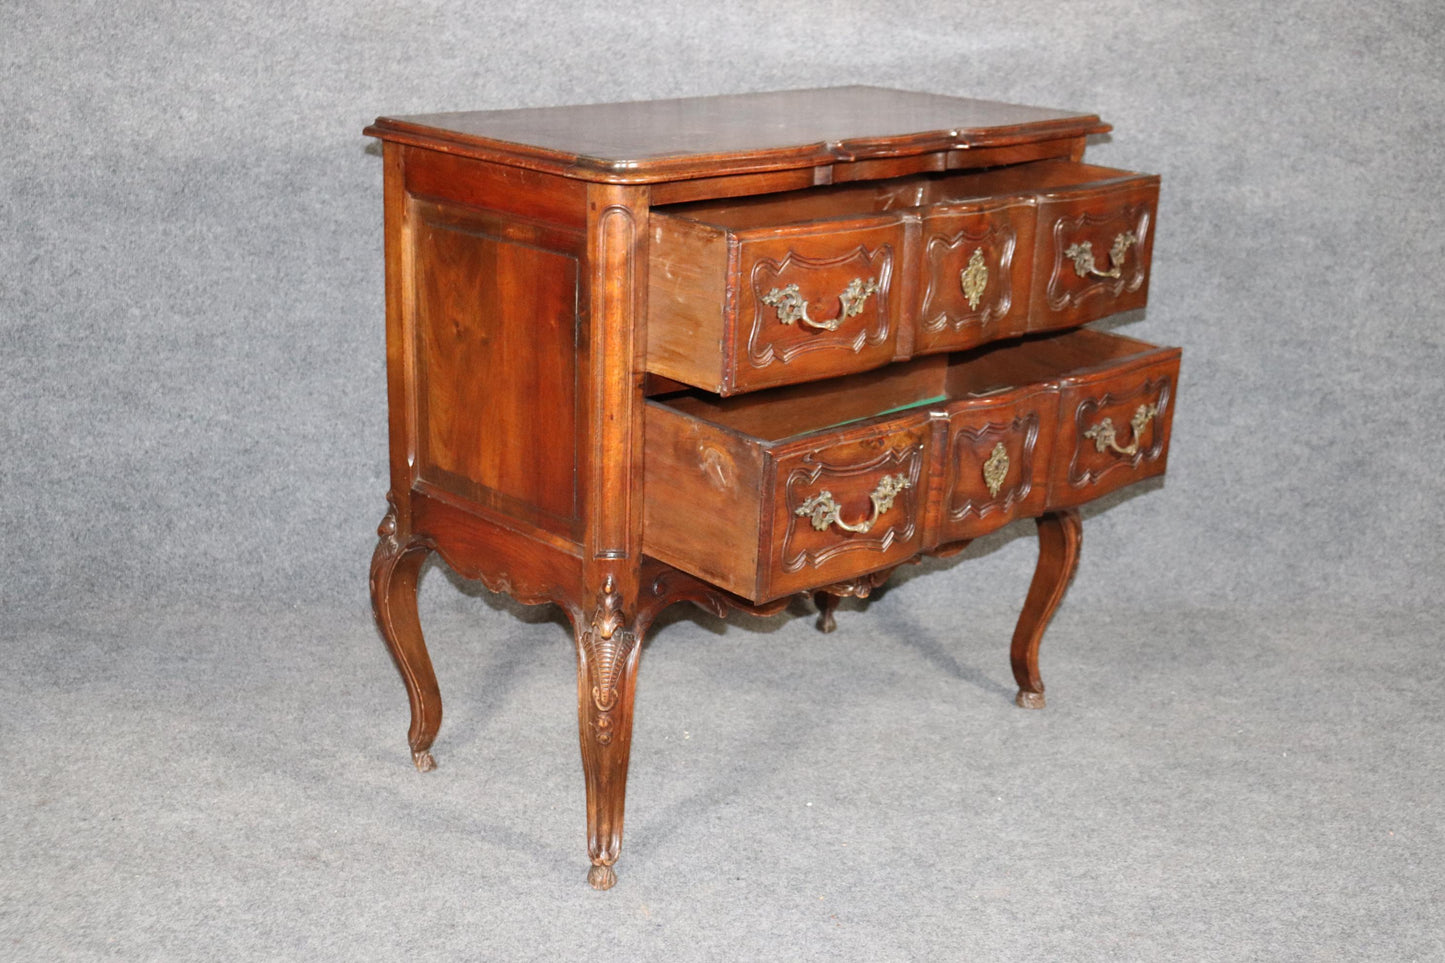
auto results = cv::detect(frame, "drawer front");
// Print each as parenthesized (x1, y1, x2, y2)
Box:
(938, 387, 1055, 544)
(1033, 176, 1158, 332)
(1051, 351, 1178, 506)
(767, 417, 930, 598)
(735, 220, 905, 392)
(915, 198, 1035, 353)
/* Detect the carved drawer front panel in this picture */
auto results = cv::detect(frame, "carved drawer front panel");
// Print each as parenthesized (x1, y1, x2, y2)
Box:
(648, 204, 906, 396)
(1032, 172, 1158, 333)
(769, 418, 930, 598)
(915, 198, 1035, 354)
(642, 361, 941, 602)
(1051, 343, 1179, 506)
(938, 385, 1056, 545)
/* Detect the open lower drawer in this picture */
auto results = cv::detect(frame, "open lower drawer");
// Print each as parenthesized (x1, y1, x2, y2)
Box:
(643, 328, 1179, 603)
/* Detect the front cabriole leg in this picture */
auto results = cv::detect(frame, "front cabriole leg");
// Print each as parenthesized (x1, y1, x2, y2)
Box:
(369, 501, 442, 771)
(1009, 509, 1083, 709)
(572, 575, 643, 890)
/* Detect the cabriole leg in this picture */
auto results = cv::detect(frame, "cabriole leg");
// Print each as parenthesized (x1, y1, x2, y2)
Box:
(1010, 509, 1083, 710)
(572, 576, 643, 890)
(370, 508, 442, 771)
(813, 591, 840, 633)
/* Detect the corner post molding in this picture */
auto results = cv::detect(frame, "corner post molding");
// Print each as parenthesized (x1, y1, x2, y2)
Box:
(574, 182, 651, 889)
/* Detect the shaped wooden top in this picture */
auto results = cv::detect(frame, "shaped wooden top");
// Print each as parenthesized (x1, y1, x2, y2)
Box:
(364, 86, 1108, 184)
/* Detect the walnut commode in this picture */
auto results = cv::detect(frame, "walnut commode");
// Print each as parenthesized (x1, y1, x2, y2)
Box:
(364, 87, 1178, 889)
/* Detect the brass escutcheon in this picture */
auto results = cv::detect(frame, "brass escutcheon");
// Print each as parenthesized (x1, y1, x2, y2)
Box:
(795, 473, 910, 534)
(982, 441, 1009, 497)
(959, 248, 989, 310)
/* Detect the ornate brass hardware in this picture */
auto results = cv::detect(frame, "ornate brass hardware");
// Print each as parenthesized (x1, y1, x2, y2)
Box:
(959, 248, 988, 310)
(762, 277, 879, 332)
(982, 441, 1009, 497)
(796, 473, 910, 534)
(1083, 403, 1159, 456)
(1065, 231, 1137, 280)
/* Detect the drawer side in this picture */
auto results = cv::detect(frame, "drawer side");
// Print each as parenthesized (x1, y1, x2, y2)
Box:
(642, 401, 766, 598)
(647, 214, 730, 393)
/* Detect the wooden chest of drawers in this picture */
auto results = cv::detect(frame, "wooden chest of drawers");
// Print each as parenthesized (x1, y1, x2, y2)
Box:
(364, 87, 1178, 889)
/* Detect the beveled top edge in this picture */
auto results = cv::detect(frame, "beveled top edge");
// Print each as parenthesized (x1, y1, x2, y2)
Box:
(364, 86, 1109, 183)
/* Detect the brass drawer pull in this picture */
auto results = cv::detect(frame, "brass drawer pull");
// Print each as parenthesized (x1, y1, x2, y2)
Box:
(1084, 403, 1159, 456)
(1065, 231, 1137, 279)
(796, 473, 911, 534)
(762, 277, 879, 332)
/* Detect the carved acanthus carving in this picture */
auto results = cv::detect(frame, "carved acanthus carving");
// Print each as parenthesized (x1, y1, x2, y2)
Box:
(580, 576, 639, 745)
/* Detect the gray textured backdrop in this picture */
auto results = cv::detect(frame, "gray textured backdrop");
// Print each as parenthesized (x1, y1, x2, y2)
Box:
(3, 1, 1443, 959)
(5, 0, 1442, 615)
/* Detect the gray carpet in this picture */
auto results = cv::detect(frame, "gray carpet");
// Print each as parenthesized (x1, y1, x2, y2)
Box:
(4, 586, 1441, 959)
(3, 0, 1443, 959)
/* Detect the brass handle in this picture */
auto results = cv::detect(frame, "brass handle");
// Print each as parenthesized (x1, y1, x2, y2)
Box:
(762, 277, 879, 332)
(1083, 403, 1159, 456)
(982, 441, 1009, 496)
(959, 248, 988, 310)
(1065, 231, 1137, 279)
(796, 474, 910, 534)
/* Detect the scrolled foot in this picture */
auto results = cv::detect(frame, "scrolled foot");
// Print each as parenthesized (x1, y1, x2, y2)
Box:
(1015, 689, 1046, 710)
(412, 749, 437, 772)
(587, 863, 617, 890)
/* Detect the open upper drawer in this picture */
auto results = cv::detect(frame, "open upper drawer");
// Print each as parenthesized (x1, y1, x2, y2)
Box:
(646, 160, 1159, 395)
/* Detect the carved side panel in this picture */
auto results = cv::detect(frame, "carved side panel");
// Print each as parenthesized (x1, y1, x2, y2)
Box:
(410, 198, 584, 540)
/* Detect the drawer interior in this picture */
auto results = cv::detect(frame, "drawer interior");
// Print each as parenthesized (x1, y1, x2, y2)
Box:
(649, 328, 1166, 442)
(654, 160, 1149, 229)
